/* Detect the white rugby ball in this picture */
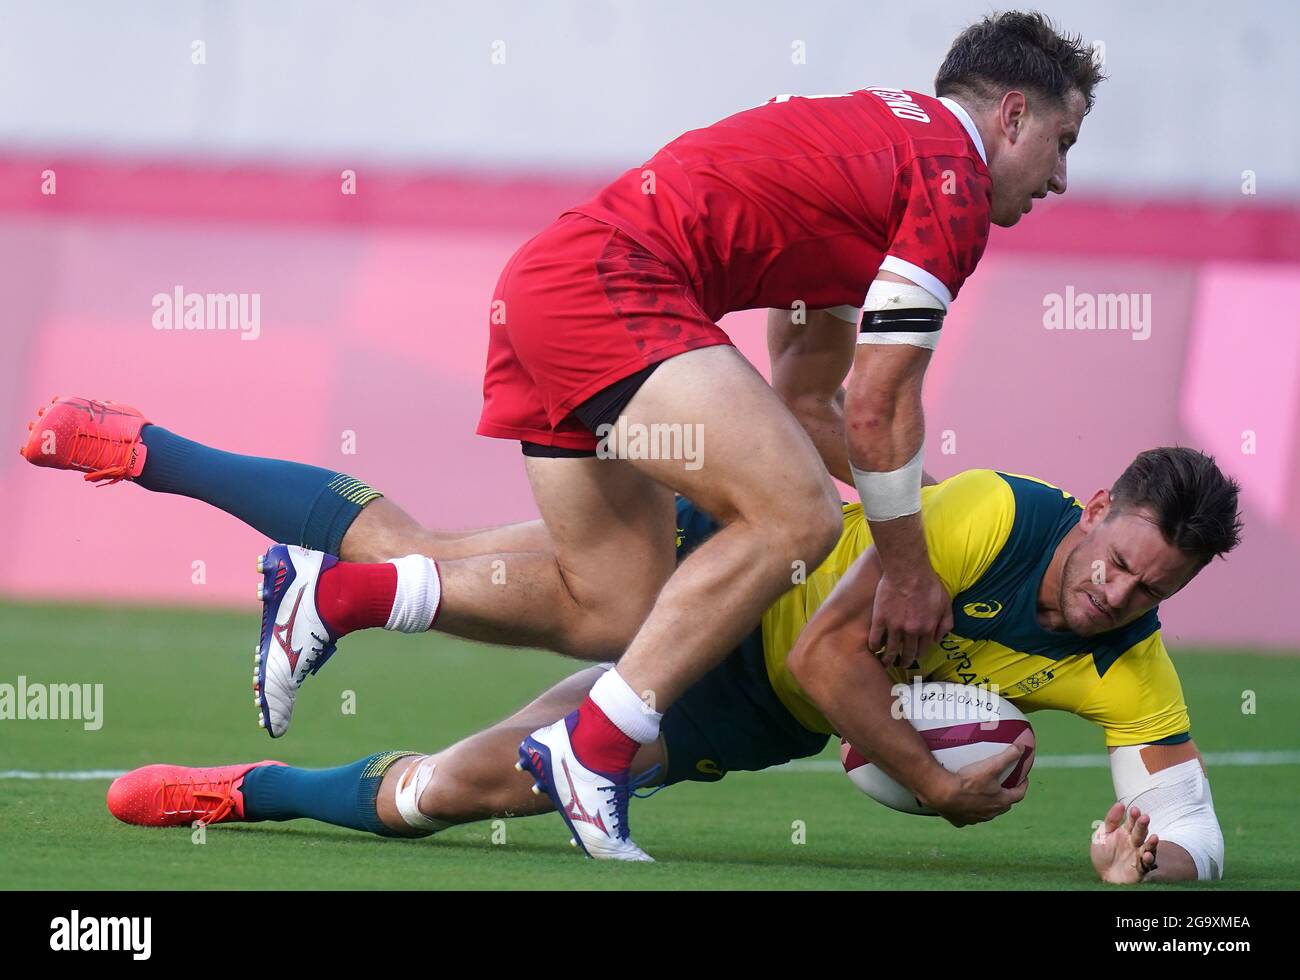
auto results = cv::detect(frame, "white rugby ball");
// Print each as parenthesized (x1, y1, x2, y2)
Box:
(840, 681, 1035, 815)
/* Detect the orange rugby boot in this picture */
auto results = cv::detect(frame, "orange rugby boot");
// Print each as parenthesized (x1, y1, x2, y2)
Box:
(107, 761, 284, 828)
(20, 395, 150, 484)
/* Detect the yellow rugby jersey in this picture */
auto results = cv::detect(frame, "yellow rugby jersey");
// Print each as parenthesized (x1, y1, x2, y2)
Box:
(760, 469, 1191, 747)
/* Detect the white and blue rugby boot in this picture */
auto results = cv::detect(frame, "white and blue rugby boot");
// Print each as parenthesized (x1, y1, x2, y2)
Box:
(517, 712, 654, 862)
(253, 544, 340, 738)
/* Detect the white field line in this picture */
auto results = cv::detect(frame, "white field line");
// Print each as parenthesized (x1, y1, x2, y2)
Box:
(778, 749, 1300, 773)
(0, 769, 127, 780)
(2, 749, 1299, 781)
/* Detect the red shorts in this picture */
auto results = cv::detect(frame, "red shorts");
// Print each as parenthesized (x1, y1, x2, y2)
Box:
(477, 212, 732, 450)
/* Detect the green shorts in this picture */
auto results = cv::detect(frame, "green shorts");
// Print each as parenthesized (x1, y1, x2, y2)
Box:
(659, 497, 830, 786)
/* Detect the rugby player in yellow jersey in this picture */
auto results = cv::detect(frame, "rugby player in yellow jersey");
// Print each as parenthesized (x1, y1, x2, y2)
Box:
(106, 446, 1240, 883)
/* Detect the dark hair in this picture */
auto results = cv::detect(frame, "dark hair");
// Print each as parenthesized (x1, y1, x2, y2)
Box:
(1109, 447, 1243, 570)
(935, 10, 1105, 114)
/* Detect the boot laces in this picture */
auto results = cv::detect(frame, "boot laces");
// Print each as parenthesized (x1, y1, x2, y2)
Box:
(597, 765, 662, 840)
(157, 772, 239, 828)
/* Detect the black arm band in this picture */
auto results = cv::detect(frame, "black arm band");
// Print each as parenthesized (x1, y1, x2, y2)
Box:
(859, 307, 946, 334)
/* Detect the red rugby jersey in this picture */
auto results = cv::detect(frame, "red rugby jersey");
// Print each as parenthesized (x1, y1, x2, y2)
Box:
(569, 88, 992, 322)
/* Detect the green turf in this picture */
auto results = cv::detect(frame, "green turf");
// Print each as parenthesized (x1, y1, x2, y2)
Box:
(1, 599, 1297, 890)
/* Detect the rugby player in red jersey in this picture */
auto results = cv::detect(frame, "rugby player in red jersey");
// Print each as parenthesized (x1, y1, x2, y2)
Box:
(482, 12, 1101, 860)
(21, 12, 1104, 860)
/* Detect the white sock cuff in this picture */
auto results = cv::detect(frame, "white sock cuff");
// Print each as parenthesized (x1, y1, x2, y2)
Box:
(589, 668, 663, 744)
(385, 554, 440, 633)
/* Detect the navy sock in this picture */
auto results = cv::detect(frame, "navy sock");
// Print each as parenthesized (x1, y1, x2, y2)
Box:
(135, 425, 382, 555)
(241, 751, 418, 836)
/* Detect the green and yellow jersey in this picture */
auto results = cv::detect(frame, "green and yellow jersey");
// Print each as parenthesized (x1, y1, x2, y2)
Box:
(759, 469, 1191, 747)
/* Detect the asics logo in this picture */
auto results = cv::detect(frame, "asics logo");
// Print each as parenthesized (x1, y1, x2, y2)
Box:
(272, 585, 308, 674)
(962, 600, 1003, 619)
(560, 758, 607, 835)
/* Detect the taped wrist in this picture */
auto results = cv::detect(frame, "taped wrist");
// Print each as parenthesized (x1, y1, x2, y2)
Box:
(851, 446, 924, 522)
(1110, 747, 1224, 880)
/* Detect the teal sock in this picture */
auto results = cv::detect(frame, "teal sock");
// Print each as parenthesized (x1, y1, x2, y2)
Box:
(135, 425, 382, 555)
(241, 751, 417, 836)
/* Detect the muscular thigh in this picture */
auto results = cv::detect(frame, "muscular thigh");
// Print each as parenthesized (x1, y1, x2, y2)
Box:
(612, 345, 838, 523)
(524, 454, 677, 619)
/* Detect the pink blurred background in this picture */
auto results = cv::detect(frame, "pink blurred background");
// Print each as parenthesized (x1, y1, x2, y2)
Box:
(1, 155, 1297, 649)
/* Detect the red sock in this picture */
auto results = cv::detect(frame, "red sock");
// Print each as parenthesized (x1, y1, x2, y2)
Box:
(314, 562, 397, 636)
(568, 698, 640, 774)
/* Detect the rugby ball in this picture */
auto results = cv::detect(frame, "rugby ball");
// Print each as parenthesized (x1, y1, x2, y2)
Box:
(840, 681, 1035, 815)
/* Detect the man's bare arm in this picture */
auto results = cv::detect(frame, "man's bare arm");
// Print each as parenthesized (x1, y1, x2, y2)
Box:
(767, 307, 857, 485)
(767, 304, 943, 488)
(845, 272, 952, 665)
(787, 547, 1025, 826)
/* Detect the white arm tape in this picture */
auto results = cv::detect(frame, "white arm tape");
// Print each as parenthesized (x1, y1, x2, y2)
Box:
(857, 280, 945, 350)
(394, 756, 450, 833)
(1110, 745, 1224, 880)
(850, 446, 924, 522)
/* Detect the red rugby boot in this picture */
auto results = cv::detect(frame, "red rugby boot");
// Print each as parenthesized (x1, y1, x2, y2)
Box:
(20, 395, 149, 484)
(107, 761, 284, 828)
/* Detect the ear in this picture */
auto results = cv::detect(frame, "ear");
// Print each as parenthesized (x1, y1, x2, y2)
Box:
(998, 91, 1028, 143)
(1077, 488, 1111, 532)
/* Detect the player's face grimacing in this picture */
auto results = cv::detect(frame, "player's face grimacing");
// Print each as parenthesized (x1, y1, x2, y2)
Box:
(987, 88, 1087, 228)
(1057, 494, 1201, 636)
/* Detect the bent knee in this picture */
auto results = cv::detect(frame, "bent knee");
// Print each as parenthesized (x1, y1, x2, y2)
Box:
(557, 604, 646, 660)
(814, 499, 845, 550)
(731, 482, 842, 568)
(550, 560, 667, 658)
(789, 492, 843, 568)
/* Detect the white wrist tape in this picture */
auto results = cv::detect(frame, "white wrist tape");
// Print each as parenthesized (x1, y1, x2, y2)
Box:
(394, 756, 450, 832)
(851, 446, 924, 522)
(1110, 745, 1223, 880)
(857, 280, 945, 350)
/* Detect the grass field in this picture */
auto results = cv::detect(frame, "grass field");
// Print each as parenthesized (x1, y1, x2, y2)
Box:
(2, 599, 1298, 890)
